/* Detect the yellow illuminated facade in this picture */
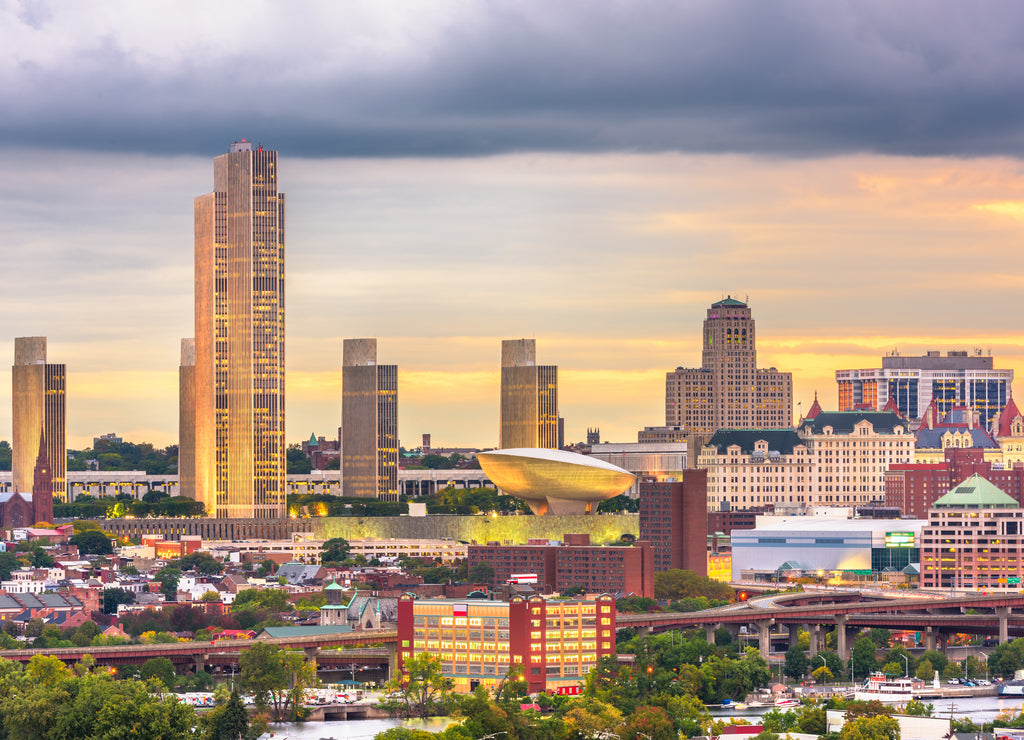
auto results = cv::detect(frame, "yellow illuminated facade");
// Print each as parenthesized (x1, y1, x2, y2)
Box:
(12, 337, 66, 501)
(194, 141, 286, 519)
(342, 339, 399, 501)
(500, 339, 558, 449)
(478, 448, 635, 515)
(398, 594, 616, 694)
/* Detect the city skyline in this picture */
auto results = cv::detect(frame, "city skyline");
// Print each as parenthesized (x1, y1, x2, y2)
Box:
(6, 2, 1024, 449)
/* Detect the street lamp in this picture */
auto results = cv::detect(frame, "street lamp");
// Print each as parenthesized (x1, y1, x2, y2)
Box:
(900, 654, 909, 678)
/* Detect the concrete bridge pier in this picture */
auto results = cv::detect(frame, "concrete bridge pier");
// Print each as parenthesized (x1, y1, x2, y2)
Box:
(806, 624, 821, 656)
(924, 627, 936, 651)
(756, 619, 775, 659)
(305, 647, 320, 673)
(705, 623, 719, 644)
(835, 616, 859, 660)
(787, 624, 801, 650)
(196, 653, 208, 674)
(998, 607, 1012, 644)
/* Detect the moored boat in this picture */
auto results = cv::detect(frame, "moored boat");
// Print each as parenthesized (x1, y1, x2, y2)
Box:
(853, 672, 924, 703)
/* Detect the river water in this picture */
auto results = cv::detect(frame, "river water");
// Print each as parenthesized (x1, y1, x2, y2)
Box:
(268, 696, 1024, 738)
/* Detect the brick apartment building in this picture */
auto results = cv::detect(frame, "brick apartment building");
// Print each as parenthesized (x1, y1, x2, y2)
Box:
(638, 472, 708, 575)
(886, 447, 1024, 518)
(467, 534, 654, 597)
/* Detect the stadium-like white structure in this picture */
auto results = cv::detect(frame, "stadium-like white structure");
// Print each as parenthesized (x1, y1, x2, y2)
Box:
(477, 448, 636, 515)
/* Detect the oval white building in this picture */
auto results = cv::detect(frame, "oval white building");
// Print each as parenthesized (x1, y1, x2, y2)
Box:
(477, 448, 635, 515)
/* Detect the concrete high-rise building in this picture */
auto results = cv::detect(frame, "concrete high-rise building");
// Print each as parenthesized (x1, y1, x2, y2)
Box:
(193, 141, 286, 519)
(12, 337, 65, 502)
(341, 339, 398, 501)
(835, 349, 1013, 428)
(178, 338, 196, 501)
(499, 339, 558, 449)
(665, 297, 792, 441)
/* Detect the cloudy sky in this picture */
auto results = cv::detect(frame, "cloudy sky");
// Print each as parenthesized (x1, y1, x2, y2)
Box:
(5, 0, 1024, 450)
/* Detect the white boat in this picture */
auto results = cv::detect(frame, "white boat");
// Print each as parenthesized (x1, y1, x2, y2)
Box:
(853, 672, 924, 703)
(774, 698, 799, 708)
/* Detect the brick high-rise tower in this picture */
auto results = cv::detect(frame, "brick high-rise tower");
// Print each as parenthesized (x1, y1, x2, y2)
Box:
(665, 297, 792, 442)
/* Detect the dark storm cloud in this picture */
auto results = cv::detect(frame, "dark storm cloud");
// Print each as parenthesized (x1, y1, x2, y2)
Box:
(6, 0, 1024, 158)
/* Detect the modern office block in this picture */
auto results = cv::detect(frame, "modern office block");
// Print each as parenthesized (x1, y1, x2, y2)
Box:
(836, 350, 1012, 427)
(194, 141, 286, 519)
(665, 297, 792, 441)
(178, 338, 196, 502)
(499, 339, 558, 449)
(341, 339, 398, 501)
(12, 337, 65, 502)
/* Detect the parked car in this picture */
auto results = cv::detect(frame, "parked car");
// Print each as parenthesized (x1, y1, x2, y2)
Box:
(947, 679, 960, 685)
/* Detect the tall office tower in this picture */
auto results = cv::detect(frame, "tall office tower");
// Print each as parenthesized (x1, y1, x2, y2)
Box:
(836, 350, 1013, 428)
(178, 338, 196, 501)
(12, 337, 66, 501)
(194, 141, 286, 519)
(499, 339, 558, 449)
(341, 339, 399, 501)
(665, 297, 792, 441)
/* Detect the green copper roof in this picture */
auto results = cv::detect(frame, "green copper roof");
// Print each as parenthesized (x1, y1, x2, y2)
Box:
(712, 296, 747, 308)
(932, 474, 1019, 509)
(325, 581, 344, 590)
(308, 433, 319, 447)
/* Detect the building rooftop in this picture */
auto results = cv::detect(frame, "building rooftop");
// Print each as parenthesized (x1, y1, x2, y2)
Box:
(932, 474, 1019, 509)
(800, 411, 909, 435)
(704, 429, 803, 456)
(711, 296, 748, 308)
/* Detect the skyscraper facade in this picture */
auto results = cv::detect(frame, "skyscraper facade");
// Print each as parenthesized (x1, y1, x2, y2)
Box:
(11, 337, 65, 502)
(178, 338, 196, 501)
(835, 350, 1012, 427)
(341, 339, 399, 501)
(499, 339, 558, 449)
(194, 141, 286, 519)
(665, 297, 792, 439)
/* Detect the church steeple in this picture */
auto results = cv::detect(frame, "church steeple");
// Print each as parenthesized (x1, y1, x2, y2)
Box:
(32, 430, 53, 525)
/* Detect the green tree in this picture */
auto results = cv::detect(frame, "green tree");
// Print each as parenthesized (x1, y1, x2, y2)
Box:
(231, 588, 290, 613)
(71, 621, 101, 647)
(384, 652, 454, 719)
(812, 665, 834, 683)
(988, 637, 1024, 677)
(0, 551, 18, 581)
(206, 690, 255, 740)
(238, 642, 317, 721)
(155, 567, 181, 601)
(563, 697, 623, 738)
(69, 529, 113, 555)
(919, 649, 948, 674)
(839, 715, 900, 740)
(286, 444, 312, 474)
(321, 537, 350, 563)
(622, 705, 675, 740)
(140, 657, 176, 689)
(103, 587, 136, 614)
(815, 650, 844, 678)
(177, 552, 224, 575)
(881, 661, 902, 677)
(468, 562, 496, 585)
(654, 569, 734, 601)
(914, 659, 934, 681)
(784, 644, 809, 680)
(850, 635, 878, 681)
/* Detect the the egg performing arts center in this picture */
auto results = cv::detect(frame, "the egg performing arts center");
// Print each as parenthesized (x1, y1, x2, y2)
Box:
(476, 448, 636, 515)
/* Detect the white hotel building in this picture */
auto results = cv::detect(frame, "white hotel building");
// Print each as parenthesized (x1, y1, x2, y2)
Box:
(697, 410, 915, 510)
